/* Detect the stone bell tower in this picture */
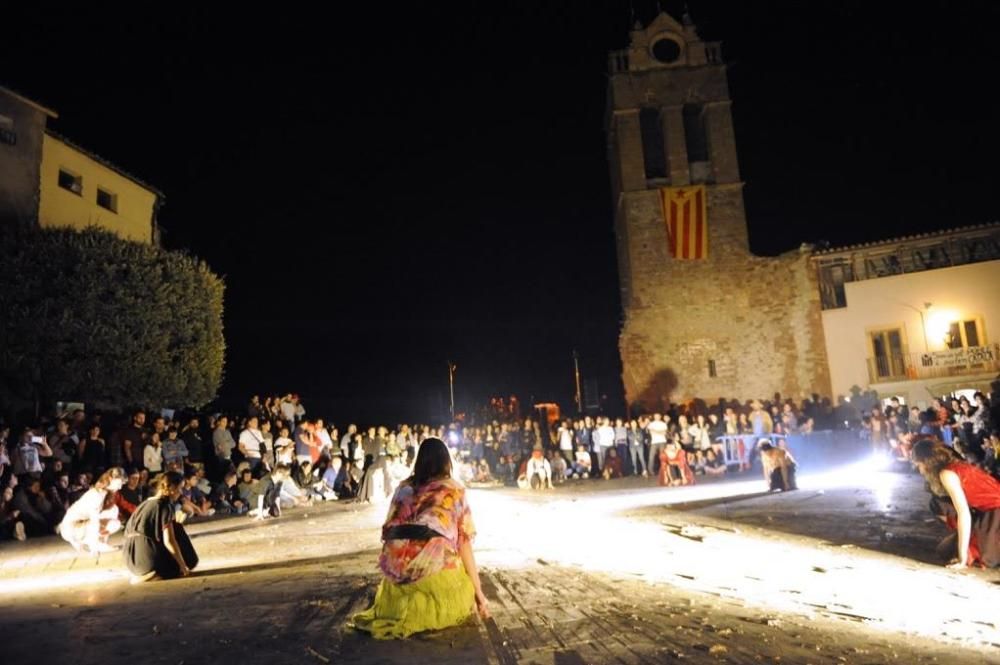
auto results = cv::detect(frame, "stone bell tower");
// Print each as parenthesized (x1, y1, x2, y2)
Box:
(607, 11, 831, 408)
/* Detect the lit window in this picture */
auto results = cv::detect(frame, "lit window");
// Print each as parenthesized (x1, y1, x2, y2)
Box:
(58, 169, 83, 195)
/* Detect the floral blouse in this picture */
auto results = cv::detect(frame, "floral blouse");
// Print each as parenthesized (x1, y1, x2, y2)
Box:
(378, 477, 476, 584)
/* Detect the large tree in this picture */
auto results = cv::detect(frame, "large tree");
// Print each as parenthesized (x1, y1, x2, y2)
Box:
(0, 226, 225, 412)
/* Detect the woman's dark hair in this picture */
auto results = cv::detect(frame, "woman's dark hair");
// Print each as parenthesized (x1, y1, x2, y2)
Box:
(155, 470, 185, 496)
(410, 437, 452, 488)
(911, 437, 960, 496)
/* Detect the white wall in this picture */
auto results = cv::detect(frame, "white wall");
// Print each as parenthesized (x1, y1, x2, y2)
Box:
(821, 259, 1000, 402)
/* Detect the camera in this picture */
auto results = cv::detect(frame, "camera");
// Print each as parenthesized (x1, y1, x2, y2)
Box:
(31, 435, 44, 444)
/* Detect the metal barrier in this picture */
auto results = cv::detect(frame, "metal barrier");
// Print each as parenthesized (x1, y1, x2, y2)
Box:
(714, 430, 871, 470)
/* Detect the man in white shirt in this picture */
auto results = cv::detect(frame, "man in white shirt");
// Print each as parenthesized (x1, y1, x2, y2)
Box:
(238, 416, 265, 472)
(315, 419, 334, 457)
(557, 420, 574, 465)
(279, 394, 296, 426)
(646, 413, 668, 476)
(596, 417, 615, 472)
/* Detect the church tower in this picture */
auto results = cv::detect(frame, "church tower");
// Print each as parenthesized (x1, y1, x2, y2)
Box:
(608, 11, 831, 408)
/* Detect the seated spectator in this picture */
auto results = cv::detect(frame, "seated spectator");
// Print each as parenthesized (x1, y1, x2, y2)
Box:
(704, 449, 727, 476)
(212, 470, 247, 515)
(180, 469, 214, 518)
(59, 467, 126, 553)
(336, 459, 361, 499)
(68, 472, 91, 504)
(473, 459, 494, 484)
(14, 476, 61, 537)
(116, 468, 146, 520)
(0, 485, 27, 541)
(690, 449, 707, 476)
(316, 457, 344, 500)
(236, 468, 256, 504)
(47, 470, 73, 515)
(496, 455, 519, 487)
(570, 445, 592, 479)
(601, 447, 623, 480)
(549, 452, 567, 484)
(273, 426, 295, 466)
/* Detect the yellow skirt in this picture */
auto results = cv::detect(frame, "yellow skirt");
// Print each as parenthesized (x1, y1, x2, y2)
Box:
(351, 565, 475, 639)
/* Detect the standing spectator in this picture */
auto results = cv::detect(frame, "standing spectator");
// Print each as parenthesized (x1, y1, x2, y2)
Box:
(144, 433, 164, 475)
(595, 417, 614, 473)
(627, 419, 647, 476)
(646, 414, 668, 476)
(260, 419, 275, 470)
(181, 417, 205, 467)
(295, 420, 319, 467)
(48, 419, 76, 466)
(14, 427, 51, 476)
(161, 427, 190, 470)
(78, 424, 106, 476)
(120, 410, 147, 470)
(247, 395, 263, 420)
(279, 393, 297, 426)
(341, 424, 358, 460)
(213, 416, 236, 470)
(238, 416, 265, 473)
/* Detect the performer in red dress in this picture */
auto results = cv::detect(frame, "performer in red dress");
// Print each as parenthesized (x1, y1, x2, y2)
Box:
(912, 439, 1000, 568)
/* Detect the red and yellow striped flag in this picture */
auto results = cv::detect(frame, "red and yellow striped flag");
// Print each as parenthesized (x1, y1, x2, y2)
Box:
(660, 186, 708, 259)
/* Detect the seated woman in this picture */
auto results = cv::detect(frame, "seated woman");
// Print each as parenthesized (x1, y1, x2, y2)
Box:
(59, 467, 126, 553)
(703, 449, 727, 476)
(123, 470, 199, 584)
(912, 438, 1000, 568)
(601, 447, 623, 480)
(352, 437, 489, 639)
(759, 442, 797, 491)
(570, 445, 592, 479)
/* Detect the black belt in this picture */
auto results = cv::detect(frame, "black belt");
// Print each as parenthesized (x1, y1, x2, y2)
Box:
(383, 524, 444, 541)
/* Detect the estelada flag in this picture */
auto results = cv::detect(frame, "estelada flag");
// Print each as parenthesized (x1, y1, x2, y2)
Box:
(660, 186, 708, 259)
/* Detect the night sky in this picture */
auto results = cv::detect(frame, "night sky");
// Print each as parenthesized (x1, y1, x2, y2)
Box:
(4, 1, 999, 423)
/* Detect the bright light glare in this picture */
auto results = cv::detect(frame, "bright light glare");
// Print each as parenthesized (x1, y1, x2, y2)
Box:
(469, 467, 1000, 647)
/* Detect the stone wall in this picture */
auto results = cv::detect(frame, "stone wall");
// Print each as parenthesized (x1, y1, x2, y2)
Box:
(618, 189, 831, 409)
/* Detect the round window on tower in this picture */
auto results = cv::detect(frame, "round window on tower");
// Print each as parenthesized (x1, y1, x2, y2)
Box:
(651, 37, 681, 64)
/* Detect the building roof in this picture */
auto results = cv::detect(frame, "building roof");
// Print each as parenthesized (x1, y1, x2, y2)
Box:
(0, 84, 58, 118)
(45, 130, 165, 200)
(811, 221, 1000, 257)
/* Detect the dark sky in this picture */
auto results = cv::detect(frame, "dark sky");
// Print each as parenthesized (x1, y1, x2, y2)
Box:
(4, 1, 999, 423)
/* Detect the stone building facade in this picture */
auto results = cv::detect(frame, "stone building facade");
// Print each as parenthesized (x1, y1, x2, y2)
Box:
(607, 12, 832, 409)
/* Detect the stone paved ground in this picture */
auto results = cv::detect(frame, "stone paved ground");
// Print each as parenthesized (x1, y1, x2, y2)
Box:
(2, 467, 999, 664)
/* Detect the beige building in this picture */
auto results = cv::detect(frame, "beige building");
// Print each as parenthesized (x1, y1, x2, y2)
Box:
(607, 13, 1000, 410)
(815, 225, 1000, 407)
(0, 85, 163, 244)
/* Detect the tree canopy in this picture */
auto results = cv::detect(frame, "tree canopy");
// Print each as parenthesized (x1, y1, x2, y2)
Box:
(0, 226, 225, 411)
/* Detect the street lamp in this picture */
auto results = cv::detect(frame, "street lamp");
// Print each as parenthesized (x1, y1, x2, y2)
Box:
(900, 301, 932, 351)
(447, 361, 457, 420)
